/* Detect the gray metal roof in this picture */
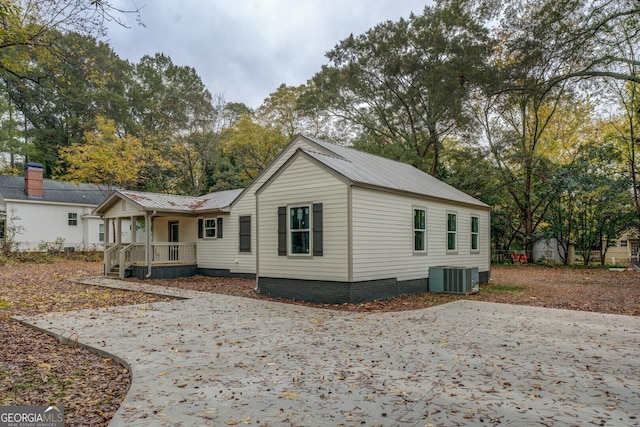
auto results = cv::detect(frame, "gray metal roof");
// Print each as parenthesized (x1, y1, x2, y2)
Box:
(115, 188, 244, 213)
(196, 189, 244, 211)
(119, 190, 204, 211)
(0, 175, 108, 205)
(300, 136, 489, 208)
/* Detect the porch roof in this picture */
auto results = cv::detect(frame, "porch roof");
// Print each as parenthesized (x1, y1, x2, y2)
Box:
(94, 188, 244, 216)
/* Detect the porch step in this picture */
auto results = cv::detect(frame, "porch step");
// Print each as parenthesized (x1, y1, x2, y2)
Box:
(107, 265, 132, 278)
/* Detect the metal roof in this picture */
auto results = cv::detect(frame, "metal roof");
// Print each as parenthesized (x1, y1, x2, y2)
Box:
(119, 190, 204, 211)
(196, 189, 244, 211)
(0, 175, 108, 205)
(300, 136, 489, 208)
(113, 188, 244, 213)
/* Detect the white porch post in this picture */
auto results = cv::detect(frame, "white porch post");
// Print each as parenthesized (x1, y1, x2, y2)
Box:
(102, 217, 109, 275)
(145, 211, 153, 278)
(116, 219, 122, 245)
(104, 218, 110, 246)
(131, 216, 137, 244)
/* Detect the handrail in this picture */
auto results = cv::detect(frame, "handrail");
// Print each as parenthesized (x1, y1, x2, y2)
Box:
(104, 243, 122, 274)
(118, 243, 135, 279)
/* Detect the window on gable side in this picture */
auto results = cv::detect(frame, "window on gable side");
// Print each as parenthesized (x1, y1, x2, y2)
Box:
(414, 208, 426, 252)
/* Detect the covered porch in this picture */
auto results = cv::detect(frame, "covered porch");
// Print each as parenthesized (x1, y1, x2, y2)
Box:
(94, 190, 205, 279)
(103, 214, 198, 279)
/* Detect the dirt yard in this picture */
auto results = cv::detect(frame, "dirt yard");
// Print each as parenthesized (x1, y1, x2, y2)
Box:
(139, 264, 640, 316)
(1, 260, 639, 426)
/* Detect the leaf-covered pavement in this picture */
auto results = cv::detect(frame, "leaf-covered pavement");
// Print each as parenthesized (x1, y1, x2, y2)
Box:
(134, 264, 640, 316)
(0, 261, 171, 426)
(1, 261, 639, 426)
(16, 283, 640, 426)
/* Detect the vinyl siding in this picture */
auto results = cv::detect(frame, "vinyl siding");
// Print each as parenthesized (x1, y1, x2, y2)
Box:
(101, 199, 142, 218)
(195, 212, 252, 273)
(197, 136, 333, 274)
(351, 187, 490, 282)
(153, 217, 198, 242)
(3, 200, 100, 250)
(257, 155, 349, 281)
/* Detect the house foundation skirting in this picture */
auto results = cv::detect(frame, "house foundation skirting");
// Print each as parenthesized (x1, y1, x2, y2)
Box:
(131, 265, 198, 280)
(197, 268, 256, 279)
(130, 265, 256, 280)
(257, 277, 428, 304)
(258, 271, 490, 304)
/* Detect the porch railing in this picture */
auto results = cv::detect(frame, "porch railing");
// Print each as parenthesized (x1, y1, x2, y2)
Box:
(106, 242, 197, 278)
(151, 242, 197, 264)
(121, 242, 197, 264)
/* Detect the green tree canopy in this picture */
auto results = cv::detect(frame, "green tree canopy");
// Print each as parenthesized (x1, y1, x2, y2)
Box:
(306, 1, 492, 175)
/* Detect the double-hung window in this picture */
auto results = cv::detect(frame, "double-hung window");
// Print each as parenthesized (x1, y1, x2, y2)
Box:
(447, 212, 457, 252)
(204, 218, 217, 238)
(290, 205, 310, 255)
(68, 212, 78, 226)
(471, 216, 479, 252)
(413, 208, 426, 252)
(98, 223, 105, 242)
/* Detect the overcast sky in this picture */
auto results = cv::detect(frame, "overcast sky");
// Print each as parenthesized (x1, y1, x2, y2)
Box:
(105, 0, 430, 109)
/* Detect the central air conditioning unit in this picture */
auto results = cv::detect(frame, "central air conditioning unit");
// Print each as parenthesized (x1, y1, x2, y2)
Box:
(429, 266, 480, 295)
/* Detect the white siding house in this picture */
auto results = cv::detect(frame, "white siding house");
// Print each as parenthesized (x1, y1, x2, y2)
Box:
(0, 163, 106, 251)
(95, 135, 491, 303)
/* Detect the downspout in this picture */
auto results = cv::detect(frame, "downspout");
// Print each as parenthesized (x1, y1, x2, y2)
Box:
(145, 210, 156, 278)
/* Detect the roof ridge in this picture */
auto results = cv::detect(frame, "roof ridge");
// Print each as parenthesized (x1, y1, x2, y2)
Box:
(120, 189, 200, 199)
(301, 148, 351, 162)
(303, 134, 415, 168)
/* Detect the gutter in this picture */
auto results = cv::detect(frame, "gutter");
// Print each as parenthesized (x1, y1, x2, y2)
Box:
(145, 210, 156, 278)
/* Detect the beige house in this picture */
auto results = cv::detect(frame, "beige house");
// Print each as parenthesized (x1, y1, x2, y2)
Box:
(604, 230, 639, 265)
(95, 135, 491, 303)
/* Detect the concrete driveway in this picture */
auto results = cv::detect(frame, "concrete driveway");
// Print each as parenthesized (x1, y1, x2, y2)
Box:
(15, 278, 640, 426)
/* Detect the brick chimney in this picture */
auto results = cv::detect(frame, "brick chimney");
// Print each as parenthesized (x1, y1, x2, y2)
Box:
(24, 162, 44, 198)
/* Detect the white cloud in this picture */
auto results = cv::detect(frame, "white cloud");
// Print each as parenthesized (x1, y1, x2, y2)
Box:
(105, 0, 430, 108)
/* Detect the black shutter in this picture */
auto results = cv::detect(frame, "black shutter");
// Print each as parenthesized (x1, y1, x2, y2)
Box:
(217, 217, 223, 238)
(197, 218, 203, 239)
(239, 215, 251, 252)
(313, 203, 323, 256)
(278, 206, 286, 256)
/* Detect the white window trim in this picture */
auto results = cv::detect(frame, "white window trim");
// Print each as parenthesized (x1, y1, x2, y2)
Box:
(288, 204, 312, 257)
(203, 218, 217, 239)
(447, 211, 457, 254)
(413, 207, 427, 254)
(471, 215, 480, 253)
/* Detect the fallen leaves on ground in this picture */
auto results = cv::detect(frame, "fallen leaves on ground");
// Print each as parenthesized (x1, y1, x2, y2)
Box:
(132, 264, 640, 316)
(1, 261, 639, 427)
(0, 260, 171, 427)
